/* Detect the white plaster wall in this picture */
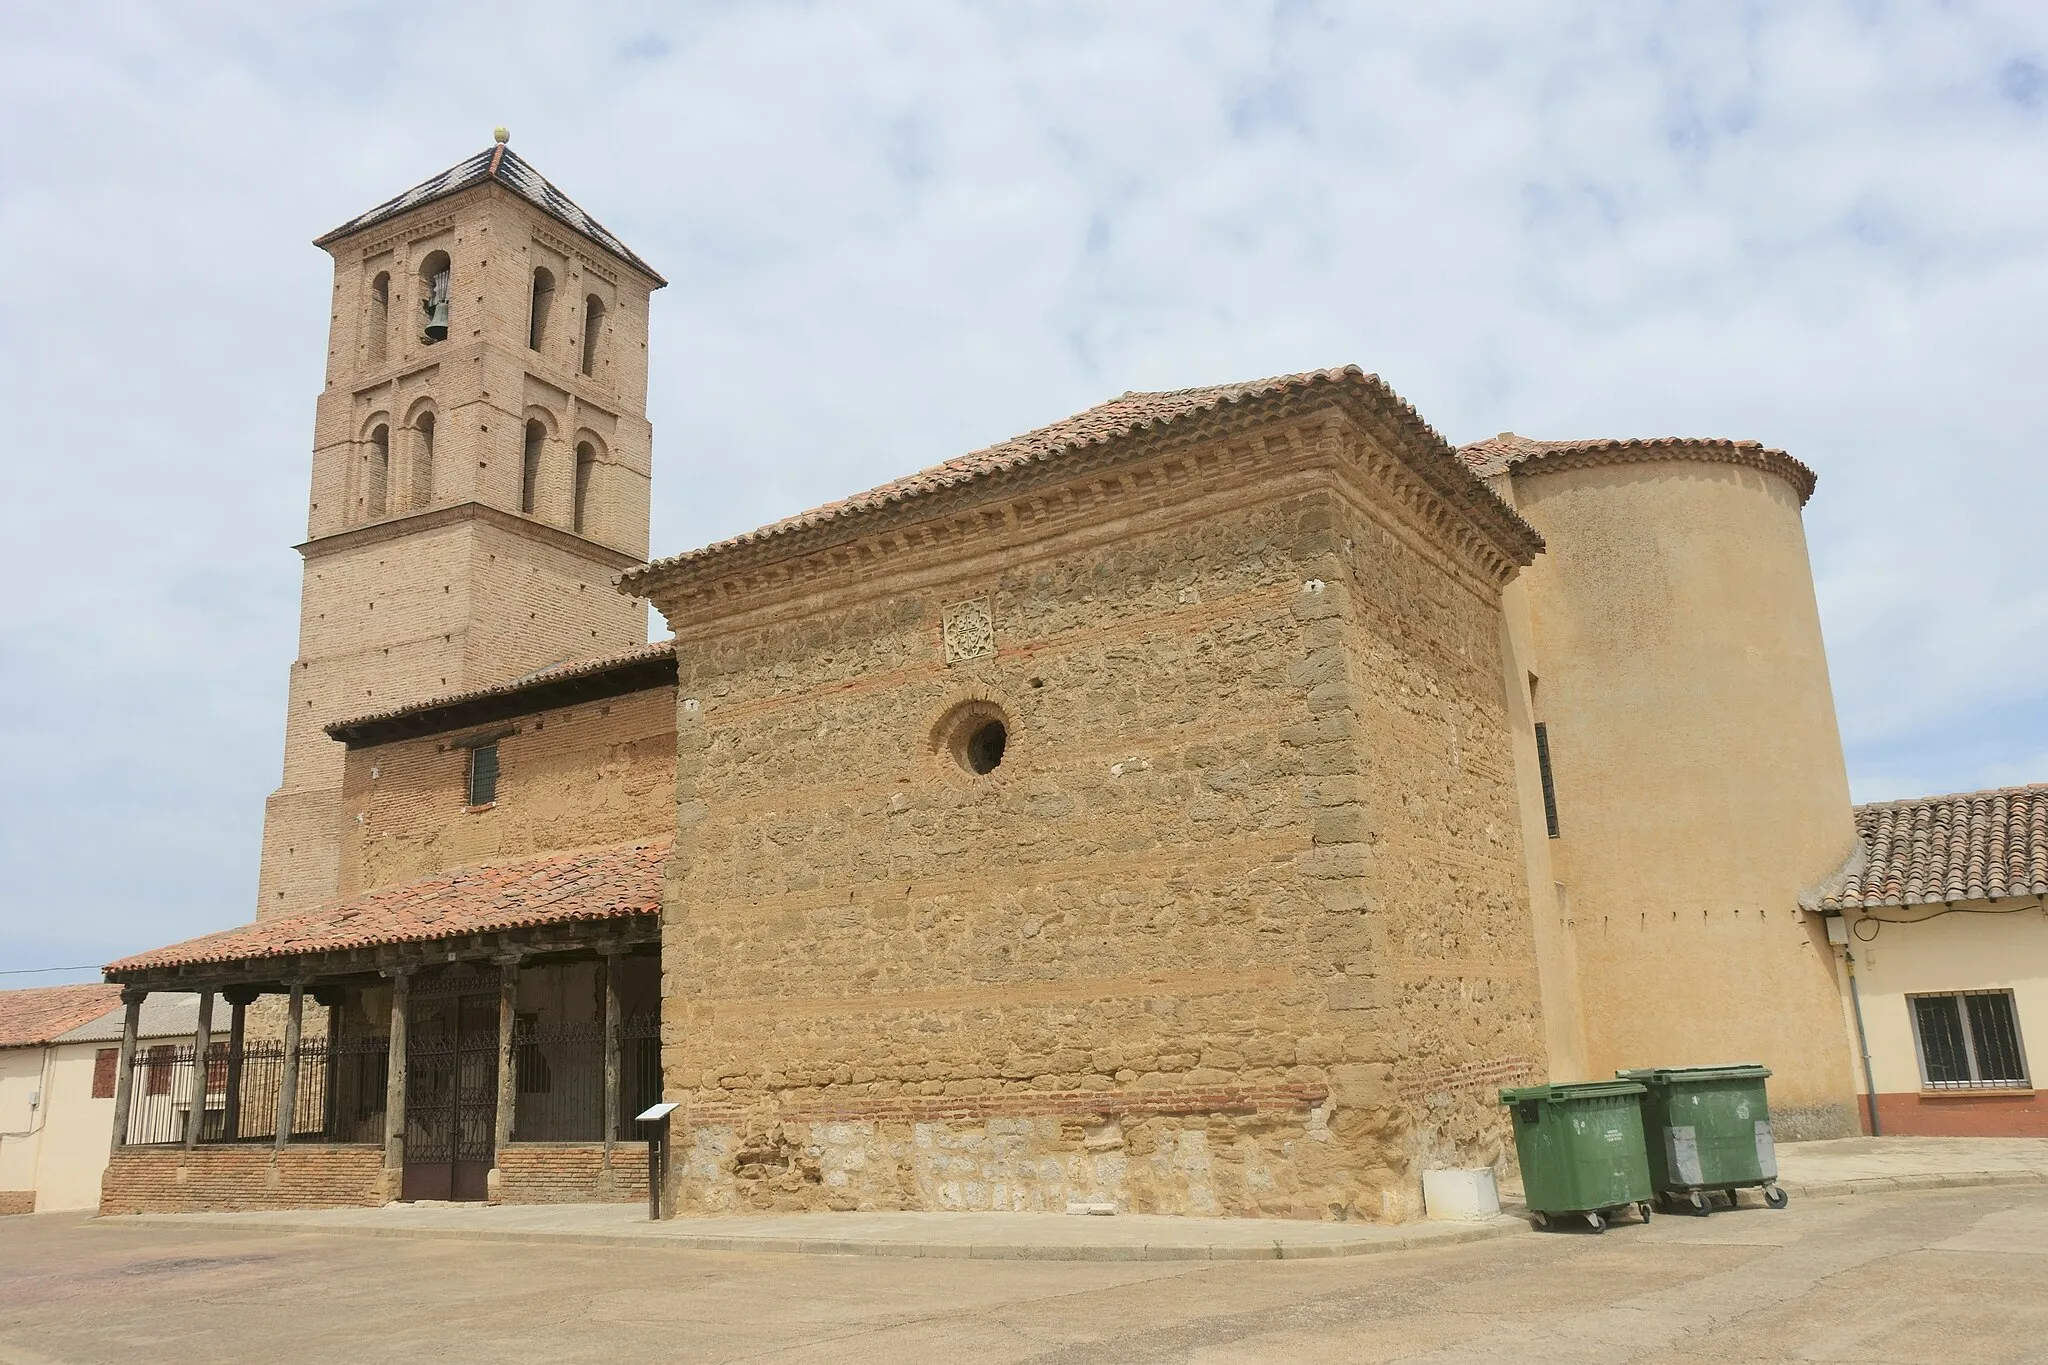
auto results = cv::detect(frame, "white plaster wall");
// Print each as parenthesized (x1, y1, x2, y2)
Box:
(0, 1047, 49, 1198)
(33, 1041, 125, 1211)
(1839, 899, 2048, 1096)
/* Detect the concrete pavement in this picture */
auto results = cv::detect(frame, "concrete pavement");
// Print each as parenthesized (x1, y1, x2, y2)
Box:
(3, 1184, 2045, 1362)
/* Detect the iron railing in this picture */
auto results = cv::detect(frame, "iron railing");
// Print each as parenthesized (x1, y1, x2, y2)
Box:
(122, 1036, 390, 1147)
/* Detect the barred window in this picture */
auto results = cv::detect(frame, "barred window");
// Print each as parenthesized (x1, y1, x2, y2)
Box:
(1533, 722, 1561, 839)
(467, 744, 499, 807)
(1911, 991, 2029, 1089)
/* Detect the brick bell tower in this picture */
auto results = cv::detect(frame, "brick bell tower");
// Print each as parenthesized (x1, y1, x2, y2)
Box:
(256, 132, 665, 917)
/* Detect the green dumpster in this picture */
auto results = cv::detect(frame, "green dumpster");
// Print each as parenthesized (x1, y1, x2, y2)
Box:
(1617, 1064, 1787, 1214)
(1500, 1080, 1654, 1232)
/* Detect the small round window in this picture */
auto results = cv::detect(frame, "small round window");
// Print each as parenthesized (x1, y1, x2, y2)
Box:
(935, 701, 1010, 778)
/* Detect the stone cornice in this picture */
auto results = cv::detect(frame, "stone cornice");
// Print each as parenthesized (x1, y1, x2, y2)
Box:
(625, 377, 1544, 614)
(1484, 439, 1818, 506)
(297, 500, 643, 571)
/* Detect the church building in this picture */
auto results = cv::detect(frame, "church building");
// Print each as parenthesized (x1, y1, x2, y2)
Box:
(99, 140, 1875, 1220)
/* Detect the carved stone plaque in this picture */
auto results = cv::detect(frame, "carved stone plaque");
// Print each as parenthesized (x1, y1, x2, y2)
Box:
(942, 597, 996, 664)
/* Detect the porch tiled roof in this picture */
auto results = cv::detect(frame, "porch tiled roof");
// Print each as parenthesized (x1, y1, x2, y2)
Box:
(0, 984, 125, 1049)
(1817, 784, 2048, 910)
(1459, 433, 1818, 505)
(326, 638, 676, 746)
(105, 839, 669, 977)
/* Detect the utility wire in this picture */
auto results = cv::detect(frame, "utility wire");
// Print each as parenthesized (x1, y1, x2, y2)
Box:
(0, 965, 103, 976)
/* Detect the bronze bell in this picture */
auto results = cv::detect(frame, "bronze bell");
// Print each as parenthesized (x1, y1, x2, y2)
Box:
(422, 268, 451, 342)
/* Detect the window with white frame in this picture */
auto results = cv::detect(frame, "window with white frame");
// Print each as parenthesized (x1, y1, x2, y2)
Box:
(1910, 990, 2030, 1089)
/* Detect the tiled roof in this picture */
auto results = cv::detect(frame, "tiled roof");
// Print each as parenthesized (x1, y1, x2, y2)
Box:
(313, 141, 665, 285)
(55, 993, 202, 1044)
(1459, 433, 1818, 506)
(622, 367, 1542, 597)
(326, 639, 676, 747)
(0, 984, 125, 1049)
(106, 839, 669, 978)
(1818, 785, 2048, 910)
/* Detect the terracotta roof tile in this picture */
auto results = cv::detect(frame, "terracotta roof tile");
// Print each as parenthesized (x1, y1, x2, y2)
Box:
(1819, 784, 2048, 910)
(1459, 433, 1818, 505)
(326, 638, 675, 742)
(622, 366, 1543, 596)
(106, 839, 668, 978)
(313, 143, 664, 284)
(0, 984, 125, 1049)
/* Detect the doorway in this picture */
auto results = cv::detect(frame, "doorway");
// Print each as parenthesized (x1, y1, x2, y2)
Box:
(402, 986, 497, 1201)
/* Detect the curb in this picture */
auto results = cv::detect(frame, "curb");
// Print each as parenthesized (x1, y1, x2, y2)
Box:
(105, 1212, 1527, 1262)
(1779, 1170, 2047, 1200)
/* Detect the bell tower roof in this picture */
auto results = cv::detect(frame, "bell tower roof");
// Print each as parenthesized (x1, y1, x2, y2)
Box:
(313, 139, 665, 286)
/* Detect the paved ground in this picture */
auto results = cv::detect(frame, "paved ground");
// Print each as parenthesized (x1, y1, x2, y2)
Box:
(4, 1185, 2047, 1363)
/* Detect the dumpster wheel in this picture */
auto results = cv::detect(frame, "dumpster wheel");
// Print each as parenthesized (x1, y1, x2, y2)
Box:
(1637, 1201, 1654, 1224)
(1763, 1184, 1789, 1210)
(1530, 1210, 1550, 1230)
(1584, 1210, 1607, 1233)
(1687, 1190, 1711, 1216)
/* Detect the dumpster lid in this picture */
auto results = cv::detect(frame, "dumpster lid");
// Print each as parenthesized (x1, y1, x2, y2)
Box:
(1616, 1064, 1771, 1083)
(1499, 1079, 1646, 1105)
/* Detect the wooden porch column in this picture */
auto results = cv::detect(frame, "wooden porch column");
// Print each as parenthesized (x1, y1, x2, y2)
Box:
(489, 956, 521, 1201)
(108, 988, 146, 1153)
(221, 988, 256, 1142)
(381, 970, 411, 1188)
(602, 950, 622, 1165)
(273, 982, 304, 1152)
(183, 990, 216, 1150)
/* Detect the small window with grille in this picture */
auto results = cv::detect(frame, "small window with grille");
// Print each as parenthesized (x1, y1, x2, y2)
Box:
(1533, 722, 1561, 839)
(1910, 990, 2030, 1090)
(467, 744, 499, 808)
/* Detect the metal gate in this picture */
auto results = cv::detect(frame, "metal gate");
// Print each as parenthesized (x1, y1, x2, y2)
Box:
(403, 972, 499, 1202)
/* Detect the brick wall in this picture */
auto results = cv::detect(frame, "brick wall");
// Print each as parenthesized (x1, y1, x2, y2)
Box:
(99, 1146, 387, 1215)
(0, 1190, 33, 1216)
(338, 683, 673, 895)
(495, 1142, 649, 1203)
(650, 411, 1545, 1222)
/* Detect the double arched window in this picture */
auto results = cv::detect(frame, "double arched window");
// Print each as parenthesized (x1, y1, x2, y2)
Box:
(580, 295, 605, 376)
(529, 268, 556, 351)
(366, 424, 391, 519)
(366, 272, 390, 364)
(521, 420, 546, 515)
(573, 441, 597, 533)
(411, 412, 435, 510)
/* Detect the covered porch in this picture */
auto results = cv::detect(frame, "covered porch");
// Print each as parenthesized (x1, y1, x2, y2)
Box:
(100, 839, 667, 1212)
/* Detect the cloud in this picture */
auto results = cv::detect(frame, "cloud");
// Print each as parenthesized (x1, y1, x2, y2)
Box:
(2, 0, 2045, 977)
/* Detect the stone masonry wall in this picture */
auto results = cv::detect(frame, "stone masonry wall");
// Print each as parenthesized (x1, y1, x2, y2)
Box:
(99, 1146, 386, 1215)
(654, 414, 1545, 1222)
(338, 682, 673, 896)
(0, 1190, 32, 1216)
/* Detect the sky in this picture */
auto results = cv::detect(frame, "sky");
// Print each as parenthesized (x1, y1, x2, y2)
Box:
(1, 1, 2044, 984)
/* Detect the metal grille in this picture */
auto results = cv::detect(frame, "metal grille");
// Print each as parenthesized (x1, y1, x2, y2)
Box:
(1913, 991, 2029, 1089)
(513, 1020, 606, 1141)
(620, 1012, 661, 1133)
(121, 1036, 390, 1146)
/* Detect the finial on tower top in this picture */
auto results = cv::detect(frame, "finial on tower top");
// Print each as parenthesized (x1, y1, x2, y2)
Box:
(493, 126, 510, 144)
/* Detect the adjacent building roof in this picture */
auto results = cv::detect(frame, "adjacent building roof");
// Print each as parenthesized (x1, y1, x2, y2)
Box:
(327, 639, 677, 748)
(1817, 784, 2048, 910)
(0, 984, 125, 1050)
(621, 367, 1545, 598)
(105, 839, 669, 978)
(54, 993, 202, 1045)
(313, 140, 665, 285)
(1459, 433, 1818, 506)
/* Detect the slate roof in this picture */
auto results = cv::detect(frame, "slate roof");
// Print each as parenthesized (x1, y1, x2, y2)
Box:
(622, 366, 1543, 597)
(327, 639, 676, 748)
(1817, 785, 2048, 910)
(105, 839, 669, 978)
(0, 984, 125, 1050)
(314, 141, 665, 285)
(55, 993, 202, 1045)
(1459, 433, 1818, 506)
